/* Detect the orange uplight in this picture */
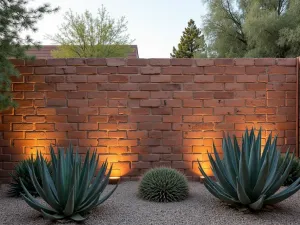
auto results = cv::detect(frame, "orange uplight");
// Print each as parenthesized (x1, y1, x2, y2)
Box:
(109, 176, 120, 185)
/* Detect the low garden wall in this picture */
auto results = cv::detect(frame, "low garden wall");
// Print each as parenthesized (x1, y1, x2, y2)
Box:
(0, 57, 298, 183)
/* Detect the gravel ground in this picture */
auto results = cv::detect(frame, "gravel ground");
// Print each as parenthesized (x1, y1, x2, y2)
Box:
(1, 182, 300, 225)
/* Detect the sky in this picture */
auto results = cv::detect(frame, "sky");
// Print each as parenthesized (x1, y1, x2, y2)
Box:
(28, 0, 207, 58)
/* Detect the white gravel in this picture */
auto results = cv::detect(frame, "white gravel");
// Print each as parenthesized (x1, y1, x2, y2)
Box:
(1, 182, 300, 225)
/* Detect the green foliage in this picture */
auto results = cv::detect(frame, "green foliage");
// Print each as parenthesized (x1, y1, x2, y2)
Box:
(198, 128, 300, 210)
(21, 145, 117, 222)
(171, 19, 206, 58)
(47, 5, 134, 58)
(138, 167, 189, 202)
(279, 156, 300, 186)
(202, 0, 300, 57)
(8, 156, 51, 197)
(0, 0, 58, 111)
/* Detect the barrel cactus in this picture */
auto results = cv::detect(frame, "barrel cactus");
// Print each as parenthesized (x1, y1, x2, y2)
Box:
(198, 128, 300, 210)
(21, 145, 117, 221)
(8, 156, 51, 197)
(138, 167, 189, 202)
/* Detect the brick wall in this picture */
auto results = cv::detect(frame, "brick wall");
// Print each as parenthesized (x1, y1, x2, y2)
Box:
(0, 57, 297, 183)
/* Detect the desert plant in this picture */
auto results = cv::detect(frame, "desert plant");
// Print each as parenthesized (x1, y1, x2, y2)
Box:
(138, 167, 189, 202)
(198, 128, 300, 210)
(8, 156, 51, 197)
(279, 156, 300, 186)
(20, 145, 117, 221)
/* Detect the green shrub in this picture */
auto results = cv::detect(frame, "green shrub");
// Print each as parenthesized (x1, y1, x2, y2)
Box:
(138, 167, 189, 202)
(8, 156, 51, 197)
(279, 156, 300, 186)
(198, 128, 300, 210)
(21, 145, 117, 222)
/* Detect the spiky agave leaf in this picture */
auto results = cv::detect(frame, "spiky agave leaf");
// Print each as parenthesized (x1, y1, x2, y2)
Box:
(138, 167, 189, 202)
(7, 155, 51, 197)
(198, 127, 300, 210)
(21, 145, 118, 221)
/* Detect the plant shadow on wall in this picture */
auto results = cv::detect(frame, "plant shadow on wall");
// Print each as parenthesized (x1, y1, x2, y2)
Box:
(19, 145, 118, 222)
(198, 128, 300, 211)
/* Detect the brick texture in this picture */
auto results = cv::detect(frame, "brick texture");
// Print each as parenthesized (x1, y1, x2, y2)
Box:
(0, 58, 297, 182)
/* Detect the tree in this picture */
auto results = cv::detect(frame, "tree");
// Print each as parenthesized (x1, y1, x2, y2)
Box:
(171, 19, 206, 58)
(47, 5, 134, 58)
(0, 0, 58, 111)
(202, 0, 300, 58)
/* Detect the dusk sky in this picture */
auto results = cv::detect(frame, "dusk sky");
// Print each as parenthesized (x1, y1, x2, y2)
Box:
(29, 0, 207, 58)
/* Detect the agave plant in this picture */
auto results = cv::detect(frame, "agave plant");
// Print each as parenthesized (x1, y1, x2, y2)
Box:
(8, 156, 51, 197)
(21, 145, 117, 221)
(279, 156, 300, 186)
(198, 128, 300, 210)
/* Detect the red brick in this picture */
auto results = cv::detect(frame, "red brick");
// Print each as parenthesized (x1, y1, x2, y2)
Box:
(203, 99, 224, 107)
(88, 131, 108, 138)
(139, 84, 160, 91)
(194, 75, 214, 83)
(246, 83, 266, 91)
(77, 83, 97, 91)
(164, 99, 182, 107)
(66, 58, 85, 66)
(79, 123, 98, 131)
(108, 100, 127, 107)
(106, 58, 126, 66)
(129, 115, 161, 122)
(67, 115, 87, 123)
(225, 83, 245, 91)
(268, 66, 295, 75)
(118, 67, 138, 74)
(88, 99, 107, 107)
(286, 75, 296, 83)
(267, 99, 285, 107)
(225, 115, 245, 122)
(117, 123, 137, 130)
(171, 58, 193, 66)
(236, 75, 257, 83)
(97, 67, 117, 74)
(203, 83, 224, 90)
(17, 67, 34, 75)
(86, 58, 106, 66)
(13, 139, 36, 147)
(46, 99, 66, 107)
(171, 75, 193, 83)
(129, 91, 149, 99)
(161, 84, 181, 91)
(107, 91, 128, 99)
(246, 99, 266, 107)
(234, 58, 254, 66)
(151, 75, 171, 83)
(127, 59, 148, 66)
(108, 75, 128, 83)
(163, 116, 182, 122)
(172, 161, 189, 169)
(35, 124, 55, 131)
(57, 83, 77, 91)
(151, 108, 172, 115)
(162, 67, 182, 75)
(140, 99, 161, 107)
(225, 66, 245, 75)
(148, 58, 170, 66)
(182, 116, 202, 123)
(67, 99, 88, 107)
(46, 59, 66, 66)
(214, 107, 234, 115)
(214, 75, 235, 83)
(52, 109, 75, 117)
(204, 66, 225, 74)
(89, 116, 108, 123)
(214, 92, 234, 99)
(13, 83, 34, 91)
(255, 108, 276, 114)
(245, 66, 266, 75)
(45, 115, 67, 123)
(245, 115, 266, 122)
(183, 99, 203, 107)
(87, 75, 108, 83)
(140, 67, 161, 75)
(118, 83, 138, 91)
(35, 67, 55, 74)
(255, 58, 275, 66)
(79, 139, 98, 147)
(215, 59, 234, 66)
(193, 108, 213, 115)
(131, 108, 150, 115)
(276, 58, 296, 66)
(224, 99, 245, 106)
(55, 66, 76, 74)
(267, 115, 287, 122)
(36, 108, 55, 115)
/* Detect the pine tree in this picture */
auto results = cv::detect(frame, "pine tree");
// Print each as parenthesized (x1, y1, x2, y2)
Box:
(0, 0, 58, 111)
(171, 19, 206, 58)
